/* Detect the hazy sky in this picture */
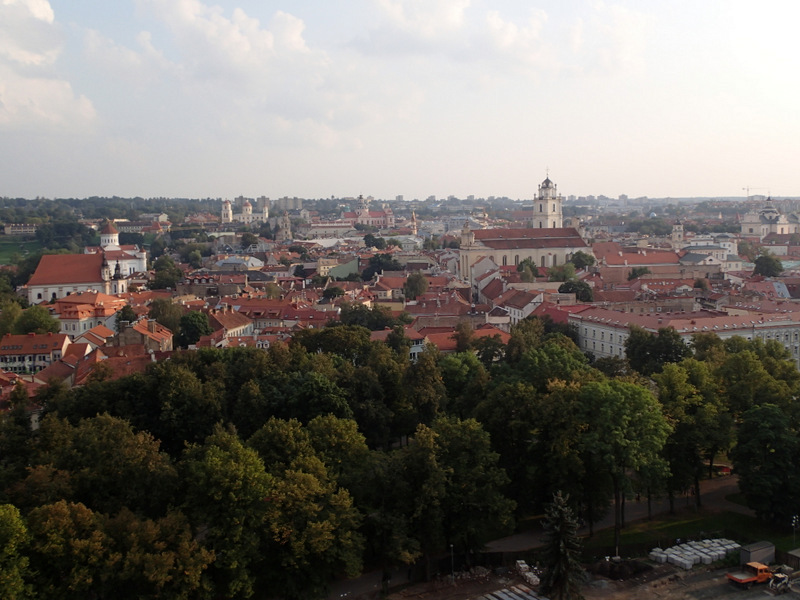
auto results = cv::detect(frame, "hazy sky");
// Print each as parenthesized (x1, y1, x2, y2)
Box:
(2, 0, 798, 201)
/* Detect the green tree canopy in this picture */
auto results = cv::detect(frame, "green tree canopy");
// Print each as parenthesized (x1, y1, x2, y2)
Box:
(754, 252, 783, 277)
(14, 305, 60, 335)
(403, 272, 428, 300)
(569, 251, 595, 270)
(558, 280, 593, 302)
(176, 311, 213, 347)
(539, 491, 585, 600)
(548, 263, 576, 282)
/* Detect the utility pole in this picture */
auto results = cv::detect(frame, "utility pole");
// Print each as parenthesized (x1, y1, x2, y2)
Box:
(450, 544, 455, 584)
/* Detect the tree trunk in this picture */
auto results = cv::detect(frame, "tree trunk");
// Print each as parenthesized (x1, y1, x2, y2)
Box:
(613, 476, 622, 557)
(621, 492, 626, 528)
(668, 489, 675, 515)
(647, 487, 652, 520)
(694, 474, 702, 508)
(708, 453, 716, 480)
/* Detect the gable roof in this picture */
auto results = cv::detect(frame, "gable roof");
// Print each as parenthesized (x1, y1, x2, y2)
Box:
(28, 253, 105, 286)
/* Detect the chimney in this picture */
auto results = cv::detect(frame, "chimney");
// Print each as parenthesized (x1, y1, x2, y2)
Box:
(148, 319, 157, 333)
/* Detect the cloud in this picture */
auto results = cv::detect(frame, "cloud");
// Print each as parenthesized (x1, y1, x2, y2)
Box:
(356, 1, 648, 77)
(376, 0, 470, 38)
(0, 0, 95, 131)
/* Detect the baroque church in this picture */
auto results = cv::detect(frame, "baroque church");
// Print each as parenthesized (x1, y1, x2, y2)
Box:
(221, 196, 270, 226)
(27, 221, 147, 304)
(740, 199, 800, 240)
(458, 176, 591, 283)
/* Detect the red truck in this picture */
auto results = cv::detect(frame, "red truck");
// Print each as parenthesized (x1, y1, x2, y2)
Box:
(726, 562, 772, 589)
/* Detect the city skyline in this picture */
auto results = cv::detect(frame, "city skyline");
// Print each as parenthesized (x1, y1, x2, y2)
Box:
(2, 0, 798, 201)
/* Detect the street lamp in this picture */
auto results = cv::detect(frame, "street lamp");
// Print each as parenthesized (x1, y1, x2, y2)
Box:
(450, 544, 455, 584)
(792, 515, 799, 546)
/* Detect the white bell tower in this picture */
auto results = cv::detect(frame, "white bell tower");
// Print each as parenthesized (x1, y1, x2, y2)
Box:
(534, 174, 563, 228)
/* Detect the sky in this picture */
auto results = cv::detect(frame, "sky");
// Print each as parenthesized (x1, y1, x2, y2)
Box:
(2, 0, 799, 201)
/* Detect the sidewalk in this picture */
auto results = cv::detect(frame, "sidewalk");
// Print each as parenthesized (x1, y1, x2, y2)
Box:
(328, 475, 747, 599)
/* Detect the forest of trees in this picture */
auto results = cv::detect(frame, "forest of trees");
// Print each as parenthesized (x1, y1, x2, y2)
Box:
(2, 317, 800, 599)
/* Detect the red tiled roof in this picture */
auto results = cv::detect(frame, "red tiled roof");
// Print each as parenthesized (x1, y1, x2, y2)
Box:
(28, 253, 104, 286)
(0, 332, 70, 355)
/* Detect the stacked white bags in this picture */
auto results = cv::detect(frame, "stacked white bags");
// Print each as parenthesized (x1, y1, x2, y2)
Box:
(649, 538, 740, 570)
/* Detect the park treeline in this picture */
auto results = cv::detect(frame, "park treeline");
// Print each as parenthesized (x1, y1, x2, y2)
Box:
(2, 317, 800, 599)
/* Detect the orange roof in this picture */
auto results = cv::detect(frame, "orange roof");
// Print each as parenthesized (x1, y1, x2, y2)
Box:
(100, 221, 119, 234)
(0, 332, 70, 355)
(28, 253, 104, 286)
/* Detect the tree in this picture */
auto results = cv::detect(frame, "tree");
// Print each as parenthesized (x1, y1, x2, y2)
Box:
(114, 304, 137, 332)
(176, 311, 213, 347)
(517, 258, 538, 282)
(432, 417, 515, 552)
(558, 280, 593, 302)
(180, 426, 274, 599)
(240, 232, 258, 249)
(730, 404, 800, 524)
(0, 302, 22, 336)
(754, 253, 783, 277)
(187, 249, 203, 269)
(569, 251, 595, 270)
(363, 233, 386, 250)
(147, 298, 183, 334)
(578, 379, 671, 555)
(628, 266, 651, 280)
(362, 254, 402, 280)
(451, 321, 475, 353)
(0, 504, 32, 600)
(14, 305, 59, 335)
(151, 255, 182, 289)
(322, 286, 344, 300)
(26, 500, 112, 599)
(625, 325, 690, 376)
(539, 492, 585, 600)
(548, 263, 576, 282)
(31, 414, 178, 517)
(403, 272, 428, 300)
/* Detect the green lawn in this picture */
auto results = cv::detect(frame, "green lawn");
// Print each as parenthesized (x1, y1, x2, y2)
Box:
(0, 237, 42, 264)
(581, 509, 799, 556)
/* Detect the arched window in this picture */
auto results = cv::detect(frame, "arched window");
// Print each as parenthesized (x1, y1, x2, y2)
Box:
(514, 255, 519, 265)
(541, 256, 546, 267)
(502, 256, 507, 266)
(539, 221, 543, 228)
(553, 203, 556, 212)
(553, 255, 558, 266)
(539, 203, 543, 212)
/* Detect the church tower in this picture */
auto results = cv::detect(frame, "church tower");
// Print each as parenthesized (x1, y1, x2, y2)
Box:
(276, 211, 292, 242)
(534, 175, 563, 228)
(221, 200, 233, 224)
(99, 221, 120, 249)
(671, 220, 684, 248)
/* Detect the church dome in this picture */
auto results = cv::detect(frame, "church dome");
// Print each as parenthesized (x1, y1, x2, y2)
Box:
(100, 220, 119, 234)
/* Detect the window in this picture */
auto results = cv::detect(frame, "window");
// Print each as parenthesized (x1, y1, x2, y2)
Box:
(539, 203, 543, 212)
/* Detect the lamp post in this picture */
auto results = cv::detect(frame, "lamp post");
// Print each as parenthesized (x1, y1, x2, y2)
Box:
(793, 515, 799, 546)
(450, 544, 454, 584)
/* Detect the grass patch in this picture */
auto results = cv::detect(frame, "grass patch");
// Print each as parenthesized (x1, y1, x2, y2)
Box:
(581, 509, 799, 556)
(0, 237, 42, 264)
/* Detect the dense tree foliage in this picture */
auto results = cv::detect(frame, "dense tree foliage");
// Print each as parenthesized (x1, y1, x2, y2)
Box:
(0, 311, 798, 598)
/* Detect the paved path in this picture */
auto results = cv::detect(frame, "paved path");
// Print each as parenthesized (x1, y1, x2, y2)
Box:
(328, 475, 749, 599)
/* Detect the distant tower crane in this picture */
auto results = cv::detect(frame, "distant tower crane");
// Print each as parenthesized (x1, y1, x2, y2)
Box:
(743, 186, 769, 200)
